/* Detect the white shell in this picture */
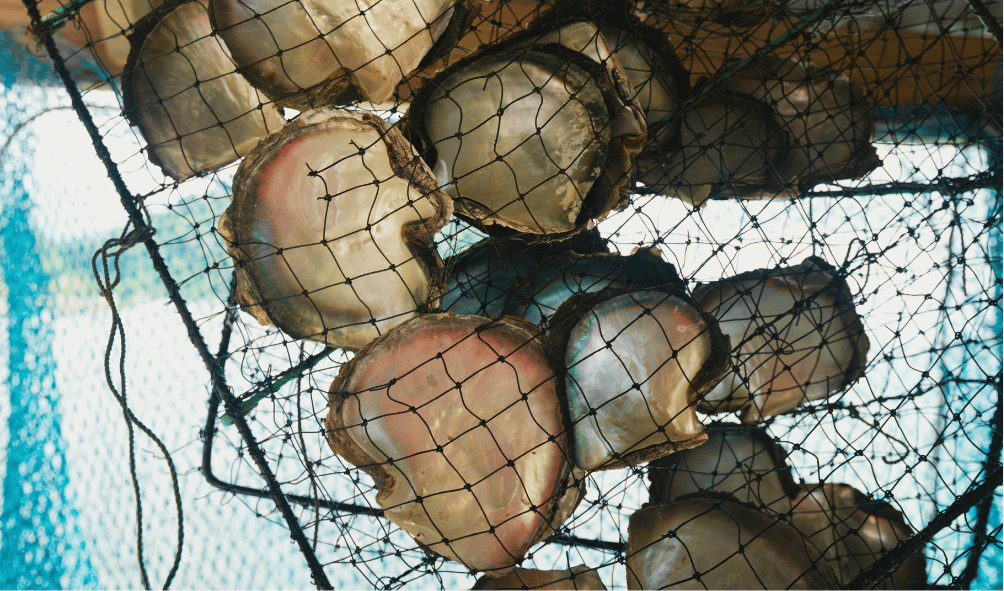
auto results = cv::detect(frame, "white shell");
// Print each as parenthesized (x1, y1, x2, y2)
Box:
(648, 424, 793, 511)
(327, 314, 571, 574)
(219, 109, 451, 351)
(211, 0, 455, 105)
(626, 498, 838, 590)
(124, 0, 284, 180)
(693, 256, 869, 422)
(563, 291, 722, 471)
(474, 566, 606, 590)
(789, 483, 926, 589)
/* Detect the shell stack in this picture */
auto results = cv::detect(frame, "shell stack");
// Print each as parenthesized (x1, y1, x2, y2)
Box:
(103, 0, 895, 583)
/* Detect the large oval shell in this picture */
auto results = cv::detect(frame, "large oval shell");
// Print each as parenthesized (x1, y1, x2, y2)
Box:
(473, 566, 606, 590)
(548, 285, 731, 471)
(648, 422, 796, 511)
(788, 483, 927, 589)
(218, 109, 452, 351)
(719, 55, 879, 187)
(406, 21, 646, 238)
(209, 0, 460, 107)
(122, 0, 285, 181)
(326, 314, 573, 574)
(626, 497, 838, 589)
(692, 256, 870, 422)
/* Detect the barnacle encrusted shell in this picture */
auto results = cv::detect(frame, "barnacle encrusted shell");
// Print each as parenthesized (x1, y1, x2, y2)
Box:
(122, 0, 284, 181)
(636, 90, 787, 205)
(218, 108, 452, 351)
(789, 483, 926, 589)
(719, 55, 879, 187)
(647, 422, 796, 511)
(626, 497, 838, 589)
(548, 285, 730, 471)
(473, 566, 607, 590)
(692, 256, 869, 422)
(326, 314, 573, 574)
(406, 21, 646, 238)
(209, 0, 460, 107)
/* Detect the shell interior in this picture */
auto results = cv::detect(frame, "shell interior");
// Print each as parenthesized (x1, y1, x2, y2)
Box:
(219, 109, 450, 351)
(562, 290, 721, 471)
(422, 48, 611, 234)
(326, 314, 571, 574)
(648, 423, 795, 511)
(124, 0, 284, 180)
(789, 483, 926, 589)
(693, 256, 870, 422)
(626, 498, 838, 590)
(473, 566, 606, 590)
(211, 0, 456, 105)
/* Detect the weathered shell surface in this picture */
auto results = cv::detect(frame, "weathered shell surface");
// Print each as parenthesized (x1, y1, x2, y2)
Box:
(326, 314, 572, 574)
(637, 91, 787, 205)
(648, 423, 794, 510)
(693, 256, 870, 422)
(789, 483, 926, 589)
(122, 0, 284, 180)
(473, 566, 607, 590)
(720, 55, 879, 186)
(422, 49, 611, 234)
(210, 0, 455, 106)
(626, 498, 838, 590)
(218, 109, 451, 351)
(558, 289, 730, 471)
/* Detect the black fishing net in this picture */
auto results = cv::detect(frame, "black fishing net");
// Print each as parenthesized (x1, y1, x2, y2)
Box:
(2, 0, 1000, 588)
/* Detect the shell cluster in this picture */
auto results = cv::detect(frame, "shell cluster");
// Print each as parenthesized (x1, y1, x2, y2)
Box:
(115, 0, 890, 583)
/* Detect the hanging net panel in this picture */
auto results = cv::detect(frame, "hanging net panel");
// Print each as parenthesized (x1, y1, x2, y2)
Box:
(1, 0, 1000, 588)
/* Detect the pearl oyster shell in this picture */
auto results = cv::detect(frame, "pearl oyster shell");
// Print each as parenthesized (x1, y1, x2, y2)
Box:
(509, 247, 681, 330)
(326, 314, 575, 574)
(406, 20, 646, 238)
(648, 422, 796, 511)
(626, 497, 838, 590)
(473, 566, 606, 590)
(440, 231, 611, 318)
(122, 0, 285, 181)
(636, 90, 788, 206)
(209, 0, 465, 108)
(548, 285, 731, 471)
(719, 55, 879, 188)
(692, 256, 870, 422)
(218, 109, 452, 351)
(788, 483, 926, 589)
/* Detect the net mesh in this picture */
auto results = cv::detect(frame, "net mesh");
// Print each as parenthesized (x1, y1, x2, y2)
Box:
(1, 0, 1001, 588)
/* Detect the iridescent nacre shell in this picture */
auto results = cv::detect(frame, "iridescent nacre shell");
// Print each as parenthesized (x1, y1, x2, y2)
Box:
(550, 286, 730, 471)
(626, 497, 838, 590)
(122, 0, 284, 180)
(209, 0, 459, 107)
(693, 256, 870, 422)
(326, 314, 573, 574)
(719, 55, 879, 187)
(218, 108, 452, 351)
(407, 21, 646, 238)
(648, 423, 795, 511)
(789, 483, 926, 589)
(474, 566, 606, 590)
